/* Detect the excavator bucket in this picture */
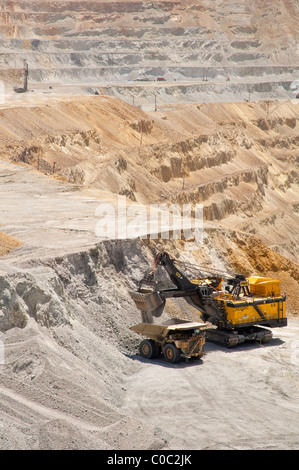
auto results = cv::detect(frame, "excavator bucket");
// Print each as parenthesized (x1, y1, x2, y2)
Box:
(129, 289, 165, 320)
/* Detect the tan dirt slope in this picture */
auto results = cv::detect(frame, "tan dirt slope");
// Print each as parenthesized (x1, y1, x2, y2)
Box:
(0, 95, 298, 312)
(0, 94, 298, 450)
(0, 95, 298, 261)
(0, 231, 22, 256)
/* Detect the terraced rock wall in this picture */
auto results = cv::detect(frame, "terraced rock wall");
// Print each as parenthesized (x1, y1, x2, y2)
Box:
(1, 0, 298, 98)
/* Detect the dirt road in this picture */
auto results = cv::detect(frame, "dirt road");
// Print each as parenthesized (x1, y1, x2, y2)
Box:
(122, 320, 299, 450)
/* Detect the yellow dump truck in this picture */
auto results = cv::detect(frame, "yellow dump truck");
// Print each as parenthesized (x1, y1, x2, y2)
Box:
(131, 319, 206, 363)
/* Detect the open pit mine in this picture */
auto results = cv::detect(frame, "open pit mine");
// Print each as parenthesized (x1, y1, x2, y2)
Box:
(0, 0, 298, 452)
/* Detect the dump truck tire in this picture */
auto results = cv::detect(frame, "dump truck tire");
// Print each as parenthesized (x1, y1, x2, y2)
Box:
(163, 343, 181, 363)
(154, 344, 162, 358)
(139, 339, 157, 359)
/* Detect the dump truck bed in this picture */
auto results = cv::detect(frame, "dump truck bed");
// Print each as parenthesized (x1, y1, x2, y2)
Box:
(130, 320, 206, 342)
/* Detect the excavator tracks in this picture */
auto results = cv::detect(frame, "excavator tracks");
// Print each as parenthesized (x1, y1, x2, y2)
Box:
(205, 326, 273, 347)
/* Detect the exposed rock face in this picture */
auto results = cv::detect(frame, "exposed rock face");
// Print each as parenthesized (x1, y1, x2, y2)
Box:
(1, 0, 298, 101)
(0, 95, 297, 261)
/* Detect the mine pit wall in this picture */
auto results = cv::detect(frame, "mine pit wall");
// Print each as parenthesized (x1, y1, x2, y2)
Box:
(0, 239, 151, 339)
(3, 60, 299, 84)
(4, 70, 297, 104)
(1, 0, 298, 100)
(0, 234, 298, 337)
(2, 97, 297, 236)
(102, 80, 298, 106)
(0, 234, 297, 449)
(0, 238, 177, 449)
(171, 166, 268, 219)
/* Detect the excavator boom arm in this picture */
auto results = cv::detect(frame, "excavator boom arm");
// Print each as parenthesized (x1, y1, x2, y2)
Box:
(130, 251, 224, 323)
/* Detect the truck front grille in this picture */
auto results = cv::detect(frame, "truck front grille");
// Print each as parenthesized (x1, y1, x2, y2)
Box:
(188, 338, 202, 354)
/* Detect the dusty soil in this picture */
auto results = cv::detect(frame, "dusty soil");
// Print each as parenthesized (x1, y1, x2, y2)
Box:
(122, 320, 299, 450)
